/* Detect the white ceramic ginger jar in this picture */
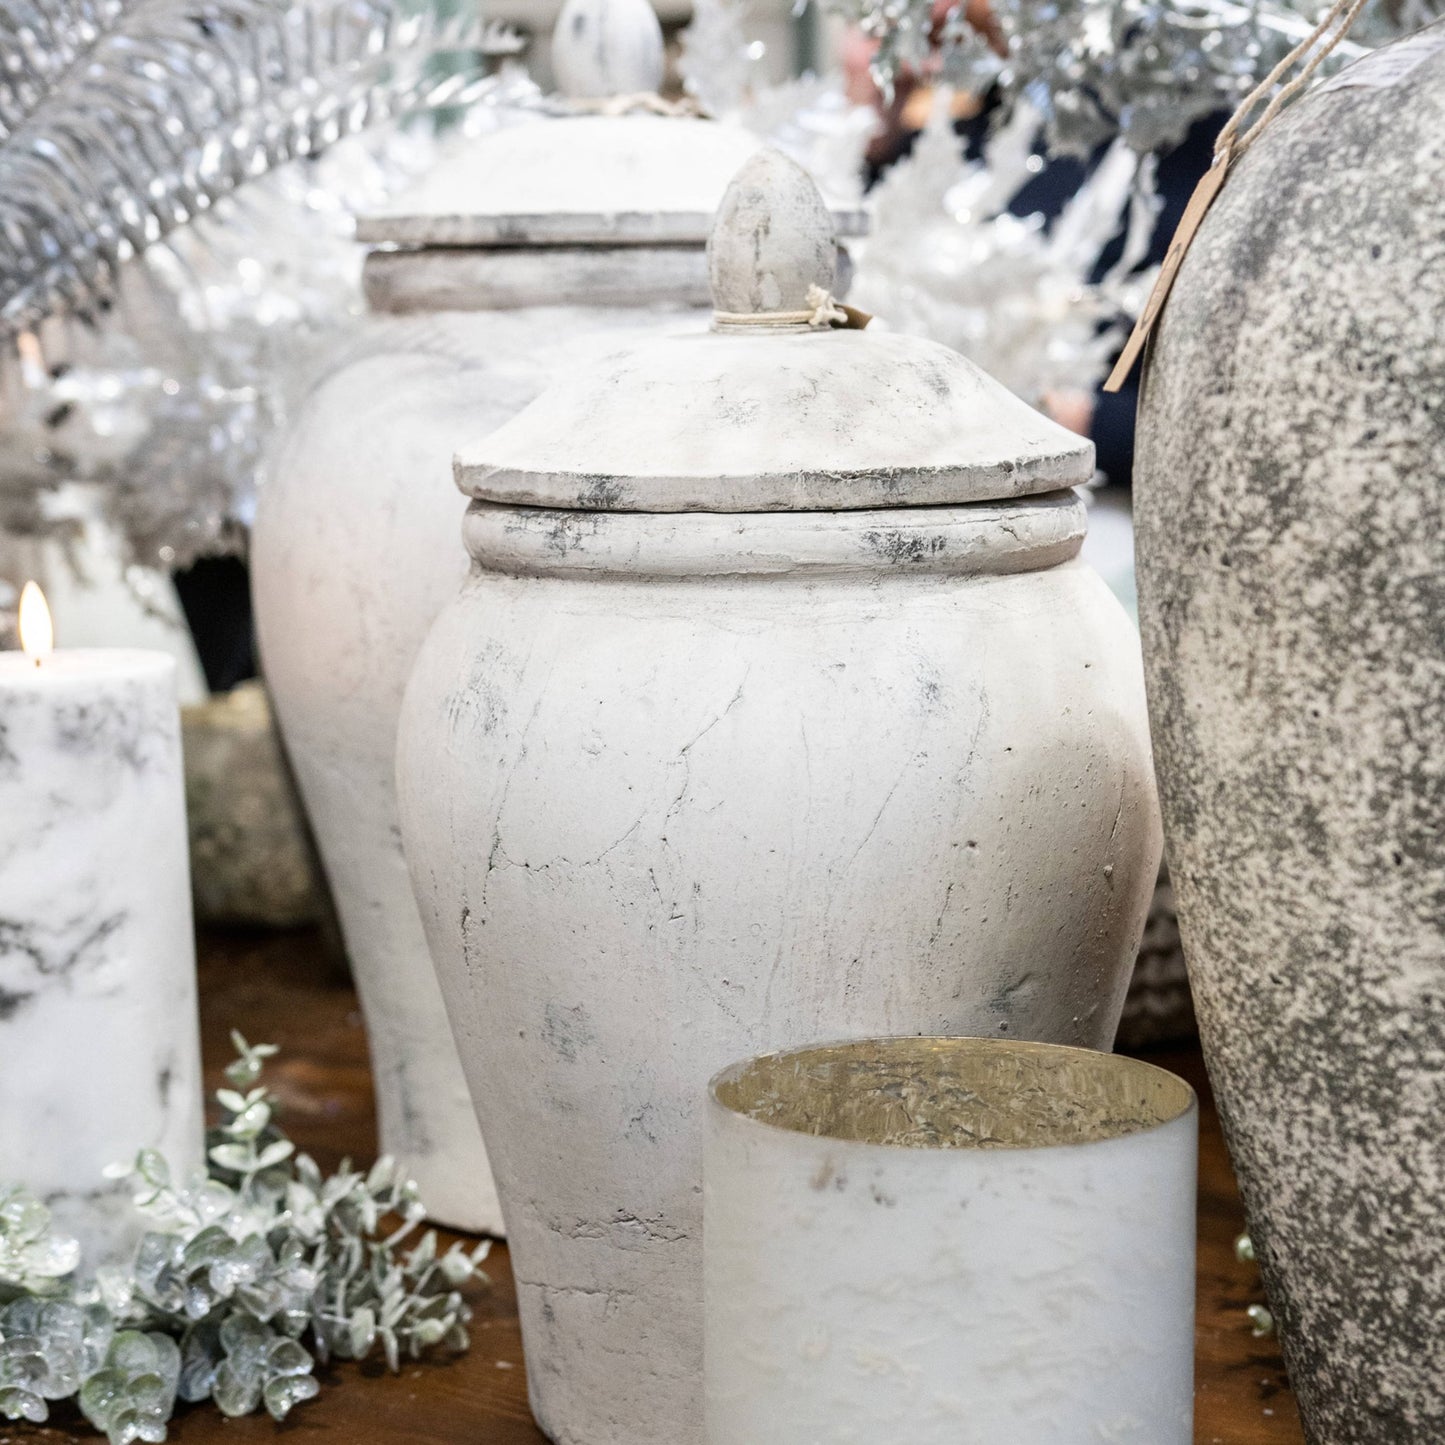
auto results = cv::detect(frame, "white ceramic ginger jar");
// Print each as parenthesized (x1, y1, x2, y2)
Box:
(395, 150, 1162, 1443)
(250, 0, 840, 1235)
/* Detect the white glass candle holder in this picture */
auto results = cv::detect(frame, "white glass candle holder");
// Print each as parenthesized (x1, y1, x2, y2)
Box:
(705, 1037, 1197, 1445)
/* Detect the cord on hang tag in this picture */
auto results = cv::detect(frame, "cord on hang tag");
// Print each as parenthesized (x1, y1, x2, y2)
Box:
(1103, 0, 1373, 394)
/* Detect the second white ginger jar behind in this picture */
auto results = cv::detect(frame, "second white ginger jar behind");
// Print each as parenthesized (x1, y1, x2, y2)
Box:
(250, 0, 863, 1233)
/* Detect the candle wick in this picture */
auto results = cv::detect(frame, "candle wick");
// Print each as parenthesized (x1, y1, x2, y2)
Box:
(32, 655, 41, 669)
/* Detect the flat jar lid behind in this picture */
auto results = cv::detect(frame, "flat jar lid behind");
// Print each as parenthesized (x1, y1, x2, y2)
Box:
(358, 115, 867, 314)
(358, 115, 778, 250)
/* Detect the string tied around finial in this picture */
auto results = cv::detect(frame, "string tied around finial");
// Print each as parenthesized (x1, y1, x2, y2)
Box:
(563, 91, 706, 118)
(713, 281, 855, 330)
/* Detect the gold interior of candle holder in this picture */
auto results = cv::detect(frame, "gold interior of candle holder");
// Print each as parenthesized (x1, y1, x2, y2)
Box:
(711, 1037, 1195, 1150)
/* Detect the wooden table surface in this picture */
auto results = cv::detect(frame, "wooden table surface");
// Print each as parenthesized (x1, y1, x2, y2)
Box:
(4, 927, 1304, 1445)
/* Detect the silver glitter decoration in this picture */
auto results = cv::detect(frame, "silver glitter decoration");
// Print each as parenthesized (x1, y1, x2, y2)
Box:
(0, 0, 526, 566)
(850, 96, 1158, 406)
(0, 0, 523, 337)
(819, 0, 1444, 155)
(678, 0, 758, 116)
(0, 69, 541, 568)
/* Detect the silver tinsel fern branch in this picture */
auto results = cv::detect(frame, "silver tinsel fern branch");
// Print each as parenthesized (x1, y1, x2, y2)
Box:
(0, 0, 522, 339)
(0, 0, 127, 136)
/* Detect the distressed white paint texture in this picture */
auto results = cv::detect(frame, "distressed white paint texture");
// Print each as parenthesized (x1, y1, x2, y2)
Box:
(0, 650, 203, 1263)
(397, 517, 1161, 1444)
(253, 59, 792, 1235)
(709, 146, 838, 320)
(704, 1041, 1197, 1445)
(393, 151, 1161, 1443)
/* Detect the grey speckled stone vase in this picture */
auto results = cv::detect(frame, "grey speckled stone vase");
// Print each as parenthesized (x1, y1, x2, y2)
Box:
(1134, 24, 1445, 1444)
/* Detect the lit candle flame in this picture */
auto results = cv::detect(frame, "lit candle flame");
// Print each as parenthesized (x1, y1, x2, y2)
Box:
(18, 581, 53, 664)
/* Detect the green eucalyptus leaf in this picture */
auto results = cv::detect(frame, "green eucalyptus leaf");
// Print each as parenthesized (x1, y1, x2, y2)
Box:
(209, 1236, 272, 1299)
(189, 1180, 240, 1229)
(275, 1307, 311, 1340)
(1, 1295, 41, 1332)
(437, 1250, 472, 1287)
(236, 1281, 286, 1323)
(230, 1102, 274, 1139)
(177, 1323, 222, 1403)
(0, 1383, 47, 1421)
(212, 1358, 263, 1417)
(254, 1139, 295, 1171)
(36, 1343, 81, 1397)
(0, 1333, 46, 1388)
(78, 1365, 125, 1422)
(263, 1369, 319, 1421)
(265, 1337, 312, 1377)
(347, 1306, 375, 1360)
(0, 1185, 81, 1298)
(107, 1332, 162, 1377)
(365, 1157, 397, 1192)
(80, 1304, 118, 1375)
(218, 1312, 272, 1369)
(181, 1226, 233, 1272)
(207, 1143, 254, 1175)
(182, 1280, 217, 1321)
(378, 1290, 407, 1330)
(225, 1058, 261, 1087)
(379, 1324, 399, 1374)
(126, 1369, 172, 1413)
(135, 1152, 170, 1189)
(105, 1404, 147, 1445)
(133, 1235, 177, 1296)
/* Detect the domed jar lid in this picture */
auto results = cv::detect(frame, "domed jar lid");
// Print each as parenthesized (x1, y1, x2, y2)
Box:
(358, 0, 863, 251)
(453, 150, 1095, 512)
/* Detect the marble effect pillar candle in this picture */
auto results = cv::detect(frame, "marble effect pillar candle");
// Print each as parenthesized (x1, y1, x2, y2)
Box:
(0, 585, 204, 1263)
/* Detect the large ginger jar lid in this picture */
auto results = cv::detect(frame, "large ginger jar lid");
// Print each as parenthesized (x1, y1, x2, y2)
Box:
(358, 0, 863, 251)
(453, 149, 1094, 512)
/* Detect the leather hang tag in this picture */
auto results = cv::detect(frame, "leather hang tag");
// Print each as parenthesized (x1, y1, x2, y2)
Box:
(1103, 153, 1233, 394)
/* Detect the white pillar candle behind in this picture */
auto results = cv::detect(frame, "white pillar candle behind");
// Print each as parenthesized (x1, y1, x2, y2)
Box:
(705, 1037, 1198, 1445)
(0, 585, 203, 1264)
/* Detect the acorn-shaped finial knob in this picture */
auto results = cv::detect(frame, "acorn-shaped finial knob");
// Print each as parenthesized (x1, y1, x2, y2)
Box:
(552, 0, 665, 100)
(708, 149, 840, 332)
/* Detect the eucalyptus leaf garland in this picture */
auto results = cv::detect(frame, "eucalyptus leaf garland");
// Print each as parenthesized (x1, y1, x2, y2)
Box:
(0, 1031, 490, 1442)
